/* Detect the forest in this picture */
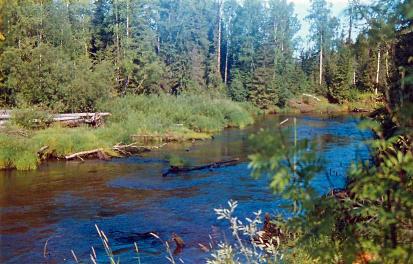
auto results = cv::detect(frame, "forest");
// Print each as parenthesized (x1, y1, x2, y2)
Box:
(0, 0, 409, 111)
(0, 0, 413, 263)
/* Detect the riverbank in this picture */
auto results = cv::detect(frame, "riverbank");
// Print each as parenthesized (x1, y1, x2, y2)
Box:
(0, 94, 257, 170)
(0, 92, 381, 171)
(273, 92, 381, 115)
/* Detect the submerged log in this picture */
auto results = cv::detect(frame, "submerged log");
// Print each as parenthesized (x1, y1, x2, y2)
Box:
(162, 158, 241, 176)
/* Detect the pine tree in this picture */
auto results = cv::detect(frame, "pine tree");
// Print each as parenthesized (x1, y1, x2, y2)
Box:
(326, 45, 354, 103)
(249, 67, 278, 109)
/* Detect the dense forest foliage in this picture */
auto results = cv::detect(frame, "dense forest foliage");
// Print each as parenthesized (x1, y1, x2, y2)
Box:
(1, 0, 409, 111)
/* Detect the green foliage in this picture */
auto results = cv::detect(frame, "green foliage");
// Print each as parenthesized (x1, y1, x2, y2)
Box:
(0, 133, 38, 170)
(166, 154, 191, 168)
(11, 107, 52, 129)
(228, 71, 248, 102)
(249, 67, 279, 109)
(325, 45, 355, 103)
(249, 109, 413, 263)
(0, 0, 395, 113)
(249, 122, 322, 211)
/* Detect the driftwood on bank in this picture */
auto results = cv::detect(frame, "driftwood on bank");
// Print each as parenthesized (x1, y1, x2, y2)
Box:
(63, 143, 167, 162)
(162, 158, 241, 176)
(65, 148, 110, 161)
(0, 111, 111, 127)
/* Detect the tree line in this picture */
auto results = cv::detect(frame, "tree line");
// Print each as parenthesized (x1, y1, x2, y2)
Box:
(0, 0, 411, 112)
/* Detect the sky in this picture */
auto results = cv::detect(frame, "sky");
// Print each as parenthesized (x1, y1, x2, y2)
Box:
(288, 0, 373, 45)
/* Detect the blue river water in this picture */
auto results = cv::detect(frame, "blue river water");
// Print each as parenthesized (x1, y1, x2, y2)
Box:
(0, 114, 372, 263)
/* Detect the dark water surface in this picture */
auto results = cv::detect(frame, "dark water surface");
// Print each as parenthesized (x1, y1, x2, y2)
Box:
(0, 115, 372, 263)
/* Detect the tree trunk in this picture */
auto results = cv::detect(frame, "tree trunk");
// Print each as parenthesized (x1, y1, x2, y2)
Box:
(81, 14, 88, 56)
(217, 0, 223, 79)
(224, 38, 229, 84)
(39, 0, 43, 93)
(353, 71, 356, 85)
(385, 49, 389, 79)
(273, 20, 278, 78)
(347, 5, 353, 43)
(114, 0, 120, 86)
(375, 48, 381, 95)
(319, 34, 323, 86)
(156, 36, 160, 54)
(126, 0, 130, 40)
(224, 15, 231, 85)
(124, 0, 131, 94)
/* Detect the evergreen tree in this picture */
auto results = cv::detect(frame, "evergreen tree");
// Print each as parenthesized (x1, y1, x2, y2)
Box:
(325, 44, 354, 103)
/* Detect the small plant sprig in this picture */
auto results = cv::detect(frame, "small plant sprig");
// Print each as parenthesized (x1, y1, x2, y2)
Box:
(209, 200, 283, 264)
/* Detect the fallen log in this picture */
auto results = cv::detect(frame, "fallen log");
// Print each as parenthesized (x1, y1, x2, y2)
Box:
(162, 158, 241, 176)
(37, 146, 50, 160)
(0, 111, 111, 127)
(65, 148, 107, 160)
(64, 143, 167, 162)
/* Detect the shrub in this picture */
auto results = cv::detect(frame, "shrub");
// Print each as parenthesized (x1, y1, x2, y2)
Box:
(11, 108, 53, 129)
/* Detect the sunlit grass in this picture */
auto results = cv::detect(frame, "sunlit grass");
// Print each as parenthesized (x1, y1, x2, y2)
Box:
(0, 94, 257, 170)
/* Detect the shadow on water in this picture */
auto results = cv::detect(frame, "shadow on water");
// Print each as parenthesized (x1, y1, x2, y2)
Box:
(0, 114, 372, 263)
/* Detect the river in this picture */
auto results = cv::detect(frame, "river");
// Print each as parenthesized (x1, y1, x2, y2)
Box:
(0, 114, 372, 263)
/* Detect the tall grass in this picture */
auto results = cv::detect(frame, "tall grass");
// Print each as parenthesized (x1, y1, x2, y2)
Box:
(0, 94, 257, 170)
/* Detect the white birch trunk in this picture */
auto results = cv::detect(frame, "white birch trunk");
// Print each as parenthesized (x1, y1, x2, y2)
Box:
(353, 71, 356, 85)
(375, 48, 381, 95)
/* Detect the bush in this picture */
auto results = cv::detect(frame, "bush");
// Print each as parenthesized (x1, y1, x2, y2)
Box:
(11, 108, 53, 129)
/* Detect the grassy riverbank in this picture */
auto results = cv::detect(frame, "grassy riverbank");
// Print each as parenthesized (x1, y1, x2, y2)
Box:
(0, 94, 257, 170)
(276, 92, 381, 114)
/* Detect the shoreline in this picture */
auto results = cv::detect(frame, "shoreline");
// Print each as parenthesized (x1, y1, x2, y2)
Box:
(0, 93, 381, 172)
(1, 110, 375, 172)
